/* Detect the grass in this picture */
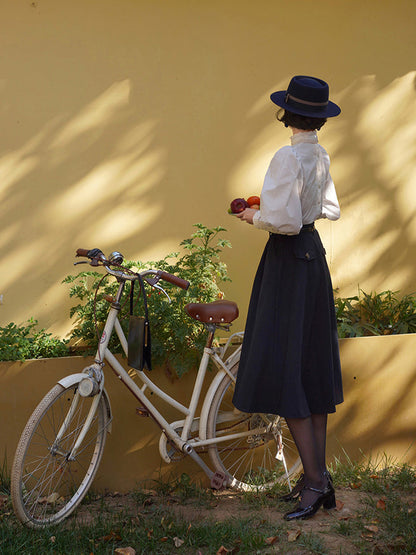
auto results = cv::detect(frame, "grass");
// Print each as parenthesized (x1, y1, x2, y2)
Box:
(0, 506, 282, 554)
(0, 453, 10, 496)
(1, 455, 415, 554)
(329, 450, 416, 493)
(328, 453, 416, 553)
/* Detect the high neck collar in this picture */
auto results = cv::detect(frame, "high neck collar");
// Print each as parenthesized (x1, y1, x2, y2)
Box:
(290, 131, 318, 145)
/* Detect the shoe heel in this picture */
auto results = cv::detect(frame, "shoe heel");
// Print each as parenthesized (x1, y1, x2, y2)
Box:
(323, 493, 336, 510)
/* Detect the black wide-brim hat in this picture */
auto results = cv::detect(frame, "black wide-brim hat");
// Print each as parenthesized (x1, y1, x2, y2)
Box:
(271, 75, 341, 118)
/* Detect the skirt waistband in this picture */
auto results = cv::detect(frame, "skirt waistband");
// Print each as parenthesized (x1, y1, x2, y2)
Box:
(301, 222, 315, 232)
(269, 222, 315, 237)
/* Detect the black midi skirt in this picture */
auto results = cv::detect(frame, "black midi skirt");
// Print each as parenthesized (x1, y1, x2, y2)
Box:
(232, 227, 343, 418)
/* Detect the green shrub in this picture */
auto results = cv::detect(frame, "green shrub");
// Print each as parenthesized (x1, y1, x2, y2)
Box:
(334, 289, 416, 338)
(0, 318, 70, 361)
(63, 224, 232, 377)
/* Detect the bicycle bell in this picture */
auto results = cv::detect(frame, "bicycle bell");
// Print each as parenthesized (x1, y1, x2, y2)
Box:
(108, 251, 124, 264)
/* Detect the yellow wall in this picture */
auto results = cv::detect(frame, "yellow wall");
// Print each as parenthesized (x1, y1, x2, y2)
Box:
(0, 0, 416, 336)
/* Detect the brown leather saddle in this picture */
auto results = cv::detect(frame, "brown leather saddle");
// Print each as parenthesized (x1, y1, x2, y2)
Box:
(185, 300, 239, 324)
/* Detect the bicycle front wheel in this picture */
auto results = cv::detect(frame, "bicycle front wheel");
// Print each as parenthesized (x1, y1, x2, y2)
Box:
(11, 383, 109, 528)
(206, 363, 301, 491)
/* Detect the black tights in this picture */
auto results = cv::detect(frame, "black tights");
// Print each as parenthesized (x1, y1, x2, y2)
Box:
(285, 414, 329, 507)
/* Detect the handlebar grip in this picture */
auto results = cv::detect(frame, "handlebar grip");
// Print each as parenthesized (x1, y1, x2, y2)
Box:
(158, 271, 190, 290)
(76, 248, 90, 257)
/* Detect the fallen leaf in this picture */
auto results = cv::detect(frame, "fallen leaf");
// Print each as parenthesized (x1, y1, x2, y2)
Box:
(174, 537, 185, 548)
(335, 499, 345, 510)
(370, 474, 379, 479)
(364, 524, 379, 533)
(265, 536, 278, 545)
(160, 537, 168, 542)
(39, 492, 60, 504)
(350, 482, 362, 489)
(216, 547, 231, 554)
(376, 498, 386, 510)
(100, 531, 122, 542)
(49, 536, 56, 543)
(287, 529, 301, 542)
(115, 548, 136, 555)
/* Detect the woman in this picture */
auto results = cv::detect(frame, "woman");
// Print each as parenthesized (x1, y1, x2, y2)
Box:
(232, 75, 343, 521)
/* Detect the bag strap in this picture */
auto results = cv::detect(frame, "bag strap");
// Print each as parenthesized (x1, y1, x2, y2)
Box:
(130, 276, 150, 322)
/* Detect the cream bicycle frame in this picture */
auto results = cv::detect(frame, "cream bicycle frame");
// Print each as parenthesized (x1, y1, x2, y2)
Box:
(11, 252, 298, 531)
(65, 276, 273, 482)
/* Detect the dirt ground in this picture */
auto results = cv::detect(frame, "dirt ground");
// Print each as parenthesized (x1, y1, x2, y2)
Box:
(74, 486, 378, 554)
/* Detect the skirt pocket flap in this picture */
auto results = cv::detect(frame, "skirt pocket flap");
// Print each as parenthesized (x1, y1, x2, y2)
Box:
(293, 234, 326, 261)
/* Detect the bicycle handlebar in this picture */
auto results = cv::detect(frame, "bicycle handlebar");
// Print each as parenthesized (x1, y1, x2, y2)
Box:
(76, 248, 91, 257)
(157, 271, 189, 290)
(75, 248, 190, 290)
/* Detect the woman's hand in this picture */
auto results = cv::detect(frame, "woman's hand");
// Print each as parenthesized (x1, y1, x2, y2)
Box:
(236, 208, 257, 225)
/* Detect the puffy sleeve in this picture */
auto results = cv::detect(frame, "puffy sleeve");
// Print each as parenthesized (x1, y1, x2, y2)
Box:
(253, 146, 303, 235)
(322, 171, 340, 221)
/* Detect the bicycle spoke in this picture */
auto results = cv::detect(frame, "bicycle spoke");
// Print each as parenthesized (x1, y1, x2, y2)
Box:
(12, 383, 107, 527)
(206, 364, 301, 491)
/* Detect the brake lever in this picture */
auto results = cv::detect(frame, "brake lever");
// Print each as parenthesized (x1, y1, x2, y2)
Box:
(144, 279, 171, 302)
(74, 261, 88, 266)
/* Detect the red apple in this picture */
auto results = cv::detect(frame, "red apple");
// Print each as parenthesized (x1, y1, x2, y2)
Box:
(247, 195, 260, 207)
(230, 198, 249, 213)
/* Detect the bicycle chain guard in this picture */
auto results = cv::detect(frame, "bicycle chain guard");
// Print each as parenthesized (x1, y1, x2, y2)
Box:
(158, 421, 187, 463)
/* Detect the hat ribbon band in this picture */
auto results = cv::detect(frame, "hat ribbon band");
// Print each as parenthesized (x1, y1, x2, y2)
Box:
(285, 93, 328, 107)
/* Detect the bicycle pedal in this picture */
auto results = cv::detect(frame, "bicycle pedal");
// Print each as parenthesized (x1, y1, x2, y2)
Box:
(210, 471, 227, 490)
(136, 407, 150, 417)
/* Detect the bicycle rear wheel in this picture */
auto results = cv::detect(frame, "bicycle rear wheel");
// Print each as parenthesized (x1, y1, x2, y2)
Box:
(11, 383, 109, 528)
(206, 363, 301, 491)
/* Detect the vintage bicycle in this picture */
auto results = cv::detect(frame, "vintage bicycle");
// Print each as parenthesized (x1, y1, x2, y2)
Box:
(11, 248, 301, 528)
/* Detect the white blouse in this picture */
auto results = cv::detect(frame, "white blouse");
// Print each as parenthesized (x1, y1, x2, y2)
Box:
(253, 131, 340, 235)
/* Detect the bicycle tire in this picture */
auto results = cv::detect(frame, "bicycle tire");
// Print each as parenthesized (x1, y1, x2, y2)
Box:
(206, 363, 301, 491)
(11, 383, 108, 528)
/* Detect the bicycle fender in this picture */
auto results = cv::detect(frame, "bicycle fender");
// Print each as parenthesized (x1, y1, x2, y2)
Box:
(57, 374, 113, 433)
(199, 347, 241, 439)
(57, 373, 87, 388)
(199, 369, 228, 441)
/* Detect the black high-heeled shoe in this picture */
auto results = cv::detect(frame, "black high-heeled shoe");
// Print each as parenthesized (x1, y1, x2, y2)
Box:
(280, 470, 333, 502)
(279, 473, 304, 502)
(324, 470, 333, 483)
(283, 481, 336, 521)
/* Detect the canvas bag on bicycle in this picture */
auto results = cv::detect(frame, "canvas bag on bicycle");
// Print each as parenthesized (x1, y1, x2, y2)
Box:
(128, 274, 152, 371)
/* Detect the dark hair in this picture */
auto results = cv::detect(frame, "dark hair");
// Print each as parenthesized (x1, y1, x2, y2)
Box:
(276, 109, 327, 131)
